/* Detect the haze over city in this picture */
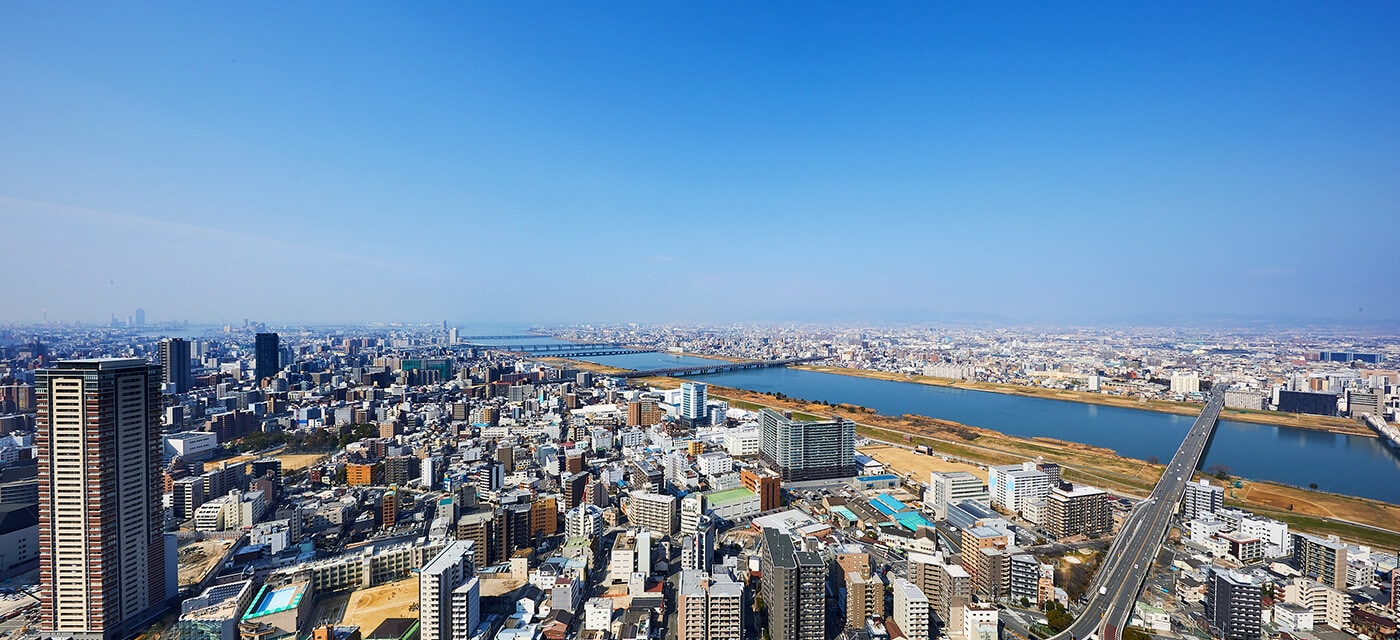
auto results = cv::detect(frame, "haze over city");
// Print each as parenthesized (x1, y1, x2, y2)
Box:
(3, 3, 1399, 325)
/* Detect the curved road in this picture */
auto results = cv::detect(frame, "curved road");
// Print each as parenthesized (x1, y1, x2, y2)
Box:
(1053, 385, 1228, 640)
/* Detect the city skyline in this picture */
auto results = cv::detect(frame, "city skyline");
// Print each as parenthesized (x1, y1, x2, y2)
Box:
(3, 3, 1399, 325)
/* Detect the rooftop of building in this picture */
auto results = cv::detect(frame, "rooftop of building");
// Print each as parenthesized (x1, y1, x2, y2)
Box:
(705, 486, 758, 506)
(0, 504, 37, 536)
(1052, 483, 1106, 498)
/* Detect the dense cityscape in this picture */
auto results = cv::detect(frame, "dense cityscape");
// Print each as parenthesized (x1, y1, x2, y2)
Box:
(0, 319, 1394, 640)
(5, 4, 1398, 640)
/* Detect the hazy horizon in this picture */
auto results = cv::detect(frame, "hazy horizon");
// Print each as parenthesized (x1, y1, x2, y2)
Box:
(3, 4, 1398, 326)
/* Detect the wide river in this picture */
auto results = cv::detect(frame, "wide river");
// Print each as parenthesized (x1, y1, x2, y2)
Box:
(565, 350, 1399, 505)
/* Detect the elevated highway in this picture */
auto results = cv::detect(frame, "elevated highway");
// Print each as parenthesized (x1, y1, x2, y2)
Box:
(1054, 384, 1228, 640)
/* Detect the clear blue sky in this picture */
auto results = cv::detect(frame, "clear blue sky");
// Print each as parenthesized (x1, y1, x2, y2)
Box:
(2, 3, 1397, 325)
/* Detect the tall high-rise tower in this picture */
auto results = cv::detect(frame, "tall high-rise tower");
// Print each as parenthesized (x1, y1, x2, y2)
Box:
(761, 528, 827, 640)
(254, 332, 280, 382)
(37, 359, 171, 640)
(680, 382, 707, 423)
(158, 338, 191, 393)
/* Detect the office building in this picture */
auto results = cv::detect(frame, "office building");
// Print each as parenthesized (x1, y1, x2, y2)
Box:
(420, 541, 479, 640)
(158, 338, 192, 394)
(926, 471, 988, 520)
(1347, 389, 1385, 418)
(892, 577, 930, 640)
(1205, 569, 1262, 640)
(1292, 533, 1348, 590)
(1045, 482, 1111, 539)
(681, 383, 708, 424)
(254, 333, 280, 383)
(761, 529, 827, 640)
(988, 463, 1051, 514)
(628, 491, 678, 536)
(1182, 479, 1224, 522)
(37, 359, 172, 640)
(678, 570, 744, 640)
(759, 408, 855, 481)
(1276, 390, 1338, 416)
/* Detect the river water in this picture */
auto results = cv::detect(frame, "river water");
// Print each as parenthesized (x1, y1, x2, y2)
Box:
(574, 351, 1399, 504)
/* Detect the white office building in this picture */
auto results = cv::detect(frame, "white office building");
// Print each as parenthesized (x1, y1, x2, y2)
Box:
(927, 471, 989, 520)
(989, 463, 1050, 514)
(681, 383, 708, 422)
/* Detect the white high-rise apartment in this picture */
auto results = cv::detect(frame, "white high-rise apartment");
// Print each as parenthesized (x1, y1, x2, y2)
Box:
(892, 577, 930, 640)
(681, 382, 708, 422)
(680, 493, 707, 535)
(421, 541, 479, 640)
(566, 504, 605, 539)
(38, 359, 172, 640)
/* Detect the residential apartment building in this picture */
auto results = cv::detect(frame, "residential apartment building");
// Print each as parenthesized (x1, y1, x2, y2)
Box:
(628, 491, 679, 536)
(1045, 482, 1111, 539)
(419, 541, 480, 640)
(761, 528, 827, 640)
(1182, 479, 1224, 522)
(677, 570, 744, 640)
(1205, 569, 1262, 640)
(1282, 578, 1352, 630)
(759, 408, 855, 481)
(37, 359, 172, 640)
(988, 463, 1050, 514)
(892, 577, 930, 640)
(1292, 533, 1348, 590)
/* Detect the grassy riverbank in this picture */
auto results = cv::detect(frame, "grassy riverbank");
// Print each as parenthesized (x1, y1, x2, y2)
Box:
(554, 358, 1400, 548)
(796, 365, 1374, 437)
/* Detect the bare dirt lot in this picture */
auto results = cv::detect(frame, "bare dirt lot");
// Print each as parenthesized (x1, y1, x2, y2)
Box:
(177, 539, 234, 587)
(339, 577, 419, 632)
(278, 453, 327, 471)
(857, 444, 987, 482)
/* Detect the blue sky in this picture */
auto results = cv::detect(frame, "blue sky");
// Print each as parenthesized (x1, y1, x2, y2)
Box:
(2, 3, 1397, 325)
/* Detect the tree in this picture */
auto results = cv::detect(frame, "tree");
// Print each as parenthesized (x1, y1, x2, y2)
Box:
(1207, 463, 1231, 480)
(1044, 601, 1074, 632)
(1146, 455, 1161, 465)
(1309, 482, 1319, 490)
